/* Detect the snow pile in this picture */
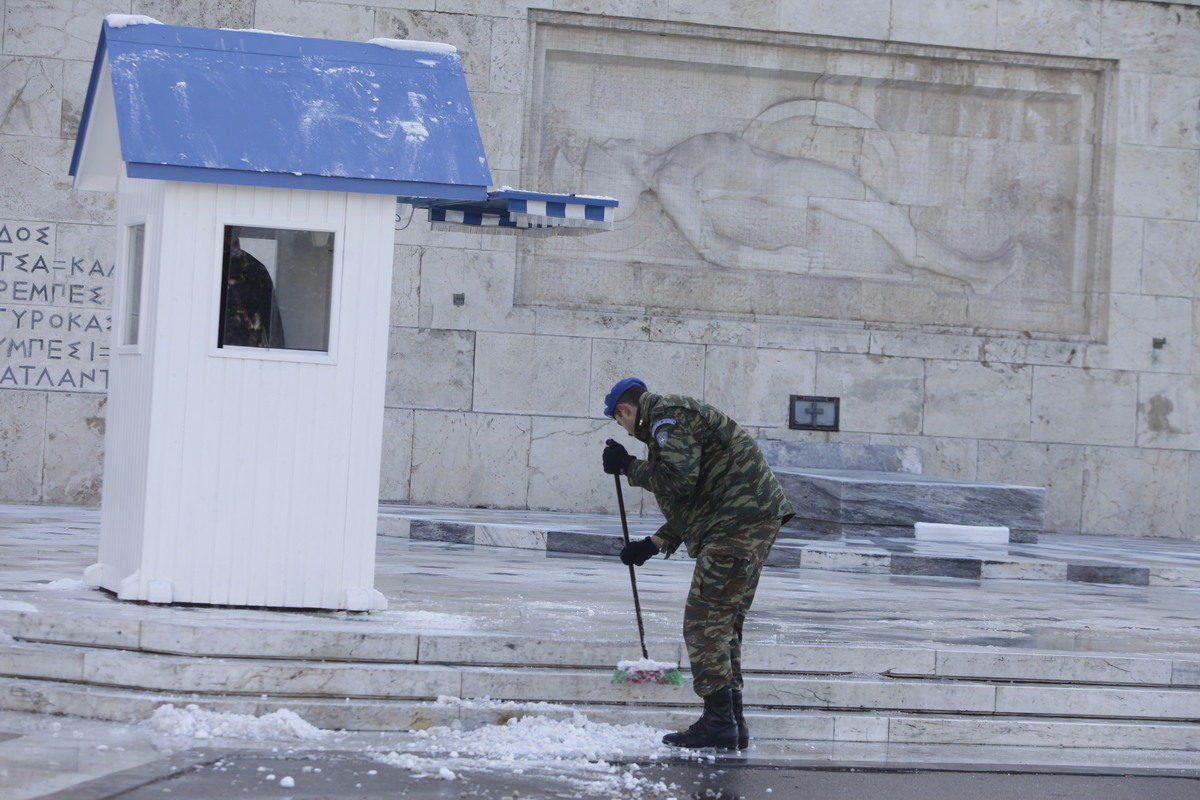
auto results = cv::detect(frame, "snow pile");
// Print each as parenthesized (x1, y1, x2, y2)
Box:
(400, 120, 429, 143)
(136, 702, 684, 795)
(366, 38, 458, 55)
(43, 578, 87, 590)
(377, 711, 677, 797)
(105, 14, 161, 28)
(0, 596, 37, 612)
(144, 704, 331, 742)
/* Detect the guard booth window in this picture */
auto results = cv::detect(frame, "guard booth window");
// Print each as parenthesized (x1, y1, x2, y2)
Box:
(218, 225, 334, 353)
(122, 223, 145, 347)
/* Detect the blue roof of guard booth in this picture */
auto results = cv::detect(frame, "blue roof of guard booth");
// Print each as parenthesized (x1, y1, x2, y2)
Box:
(70, 18, 492, 201)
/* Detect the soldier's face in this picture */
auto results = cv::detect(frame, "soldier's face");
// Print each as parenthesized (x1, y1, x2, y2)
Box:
(613, 403, 636, 436)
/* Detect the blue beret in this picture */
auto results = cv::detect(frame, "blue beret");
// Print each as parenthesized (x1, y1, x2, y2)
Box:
(603, 377, 647, 417)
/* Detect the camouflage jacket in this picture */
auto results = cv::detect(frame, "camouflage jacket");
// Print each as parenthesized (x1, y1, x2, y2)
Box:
(624, 393, 794, 557)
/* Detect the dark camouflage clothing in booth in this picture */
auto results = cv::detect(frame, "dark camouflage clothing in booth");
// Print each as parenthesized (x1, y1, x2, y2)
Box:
(219, 245, 285, 349)
(623, 392, 794, 697)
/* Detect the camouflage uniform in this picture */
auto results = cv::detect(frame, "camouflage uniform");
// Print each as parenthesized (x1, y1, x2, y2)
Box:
(219, 244, 286, 349)
(623, 392, 794, 697)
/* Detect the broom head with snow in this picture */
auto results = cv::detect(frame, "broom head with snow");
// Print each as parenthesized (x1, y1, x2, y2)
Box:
(611, 657, 685, 686)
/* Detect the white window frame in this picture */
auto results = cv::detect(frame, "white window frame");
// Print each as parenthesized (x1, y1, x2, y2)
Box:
(116, 220, 147, 353)
(209, 220, 341, 365)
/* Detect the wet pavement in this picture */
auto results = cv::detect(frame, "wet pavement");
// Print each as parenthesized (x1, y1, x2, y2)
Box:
(4, 504, 1200, 798)
(6, 504, 1200, 658)
(25, 739, 1200, 800)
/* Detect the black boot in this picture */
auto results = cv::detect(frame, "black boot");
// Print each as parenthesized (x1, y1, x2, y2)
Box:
(662, 688, 739, 749)
(731, 689, 748, 749)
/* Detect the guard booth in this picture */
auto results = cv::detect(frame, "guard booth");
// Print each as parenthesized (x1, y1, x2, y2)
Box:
(69, 18, 497, 610)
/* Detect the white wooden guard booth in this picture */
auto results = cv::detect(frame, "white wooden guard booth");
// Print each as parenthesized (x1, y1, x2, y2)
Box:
(69, 17, 492, 610)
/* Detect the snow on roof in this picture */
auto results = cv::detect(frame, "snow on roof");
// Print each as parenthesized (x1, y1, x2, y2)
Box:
(71, 19, 491, 200)
(103, 14, 161, 29)
(366, 38, 458, 55)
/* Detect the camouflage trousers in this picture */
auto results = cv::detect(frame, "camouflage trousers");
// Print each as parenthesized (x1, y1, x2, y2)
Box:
(683, 518, 780, 698)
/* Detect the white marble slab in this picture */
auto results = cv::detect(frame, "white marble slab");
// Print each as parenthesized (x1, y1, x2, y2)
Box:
(1082, 446, 1190, 538)
(980, 560, 1068, 581)
(136, 621, 420, 662)
(385, 328, 475, 410)
(0, 609, 139, 649)
(890, 0, 998, 50)
(703, 346, 817, 428)
(815, 353, 926, 435)
(745, 643, 936, 677)
(799, 548, 891, 572)
(923, 361, 1032, 441)
(915, 523, 1010, 544)
(377, 514, 412, 538)
(79, 648, 463, 699)
(0, 643, 85, 682)
(935, 650, 1173, 686)
(460, 669, 692, 704)
(0, 392, 46, 504)
(888, 714, 1200, 751)
(834, 714, 889, 743)
(472, 525, 547, 550)
(409, 410, 532, 508)
(41, 392, 105, 505)
(1149, 566, 1200, 588)
(749, 710, 838, 741)
(418, 635, 656, 668)
(472, 332, 592, 416)
(753, 676, 996, 714)
(1032, 366, 1138, 447)
(1170, 659, 1200, 686)
(995, 684, 1200, 721)
(525, 416, 623, 513)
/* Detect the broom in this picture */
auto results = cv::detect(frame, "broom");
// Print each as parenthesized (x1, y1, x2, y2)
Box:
(609, 467, 685, 686)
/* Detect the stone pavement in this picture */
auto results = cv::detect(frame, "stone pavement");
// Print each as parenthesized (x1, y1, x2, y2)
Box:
(3, 503, 1200, 799)
(380, 503, 1200, 587)
(8, 729, 1199, 800)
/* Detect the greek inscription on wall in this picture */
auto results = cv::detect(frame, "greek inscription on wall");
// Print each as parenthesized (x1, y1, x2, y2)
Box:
(0, 222, 112, 392)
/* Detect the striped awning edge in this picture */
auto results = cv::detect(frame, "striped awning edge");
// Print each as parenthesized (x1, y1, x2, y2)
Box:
(417, 188, 618, 235)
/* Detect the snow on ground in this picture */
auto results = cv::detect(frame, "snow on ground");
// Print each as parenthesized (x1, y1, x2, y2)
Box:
(42, 578, 87, 590)
(376, 711, 679, 798)
(140, 701, 692, 798)
(378, 608, 479, 630)
(0, 596, 37, 612)
(144, 704, 331, 742)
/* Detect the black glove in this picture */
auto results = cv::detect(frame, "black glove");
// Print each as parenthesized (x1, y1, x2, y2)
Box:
(620, 536, 660, 566)
(603, 439, 636, 475)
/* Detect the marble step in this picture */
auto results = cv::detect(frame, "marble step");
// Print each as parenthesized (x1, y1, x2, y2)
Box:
(5, 675, 1200, 754)
(773, 467, 1046, 542)
(6, 608, 1199, 689)
(5, 639, 1200, 723)
(3, 675, 1200, 754)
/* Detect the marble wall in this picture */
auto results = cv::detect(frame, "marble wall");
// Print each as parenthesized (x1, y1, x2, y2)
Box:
(3, 0, 1199, 538)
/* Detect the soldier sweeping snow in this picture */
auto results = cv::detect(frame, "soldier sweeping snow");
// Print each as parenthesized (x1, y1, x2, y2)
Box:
(601, 378, 794, 749)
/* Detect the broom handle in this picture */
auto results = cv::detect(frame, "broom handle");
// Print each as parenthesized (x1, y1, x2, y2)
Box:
(615, 472, 650, 661)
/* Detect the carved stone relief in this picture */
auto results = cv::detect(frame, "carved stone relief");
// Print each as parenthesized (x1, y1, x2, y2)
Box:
(519, 16, 1114, 340)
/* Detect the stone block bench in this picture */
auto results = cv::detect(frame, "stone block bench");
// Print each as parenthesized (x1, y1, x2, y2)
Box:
(758, 442, 1044, 544)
